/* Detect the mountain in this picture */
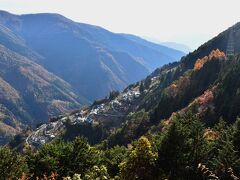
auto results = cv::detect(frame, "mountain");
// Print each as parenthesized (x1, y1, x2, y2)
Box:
(161, 42, 192, 53)
(21, 22, 240, 149)
(119, 34, 185, 66)
(0, 10, 186, 144)
(0, 44, 89, 144)
(143, 36, 192, 53)
(110, 22, 240, 144)
(0, 10, 185, 101)
(6, 21, 240, 180)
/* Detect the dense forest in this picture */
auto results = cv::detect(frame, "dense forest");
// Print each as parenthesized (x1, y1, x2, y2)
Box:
(2, 51, 240, 179)
(1, 113, 240, 179)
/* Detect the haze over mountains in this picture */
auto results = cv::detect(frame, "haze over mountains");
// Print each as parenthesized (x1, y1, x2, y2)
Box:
(161, 42, 192, 53)
(0, 10, 185, 100)
(22, 22, 240, 150)
(0, 10, 185, 143)
(142, 36, 192, 53)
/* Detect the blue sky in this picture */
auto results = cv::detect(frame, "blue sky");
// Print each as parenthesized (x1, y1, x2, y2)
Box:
(1, 0, 239, 49)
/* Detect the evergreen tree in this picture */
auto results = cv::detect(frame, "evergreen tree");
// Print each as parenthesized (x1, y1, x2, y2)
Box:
(27, 139, 72, 178)
(210, 123, 240, 179)
(68, 137, 101, 176)
(157, 113, 208, 179)
(144, 77, 151, 89)
(139, 82, 144, 93)
(233, 118, 240, 156)
(0, 147, 27, 179)
(102, 145, 128, 177)
(27, 137, 100, 178)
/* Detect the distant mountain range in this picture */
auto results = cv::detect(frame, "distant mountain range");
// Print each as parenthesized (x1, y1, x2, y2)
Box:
(0, 10, 185, 101)
(143, 36, 192, 53)
(160, 42, 192, 53)
(0, 10, 185, 144)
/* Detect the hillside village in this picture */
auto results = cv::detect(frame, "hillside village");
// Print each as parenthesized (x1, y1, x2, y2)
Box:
(26, 85, 143, 147)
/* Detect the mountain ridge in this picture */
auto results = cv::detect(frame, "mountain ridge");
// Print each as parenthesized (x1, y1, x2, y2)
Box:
(20, 22, 240, 149)
(0, 44, 87, 144)
(0, 10, 186, 144)
(0, 10, 185, 101)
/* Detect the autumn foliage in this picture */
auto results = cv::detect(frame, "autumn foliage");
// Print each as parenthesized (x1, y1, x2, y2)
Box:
(197, 89, 214, 105)
(168, 76, 190, 97)
(194, 49, 226, 70)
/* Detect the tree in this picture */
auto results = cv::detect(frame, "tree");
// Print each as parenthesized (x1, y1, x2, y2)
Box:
(157, 113, 208, 179)
(157, 116, 187, 178)
(84, 165, 110, 180)
(102, 145, 128, 177)
(144, 77, 152, 89)
(0, 147, 27, 179)
(109, 91, 120, 100)
(27, 137, 100, 178)
(27, 139, 72, 178)
(120, 136, 157, 180)
(210, 121, 240, 178)
(139, 82, 144, 93)
(67, 137, 101, 176)
(233, 118, 240, 155)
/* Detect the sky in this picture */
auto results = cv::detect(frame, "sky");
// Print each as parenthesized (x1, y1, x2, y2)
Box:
(0, 0, 239, 49)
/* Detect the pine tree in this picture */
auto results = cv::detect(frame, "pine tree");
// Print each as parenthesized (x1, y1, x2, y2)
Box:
(139, 82, 144, 93)
(157, 113, 208, 179)
(0, 147, 27, 179)
(102, 145, 128, 177)
(233, 118, 240, 156)
(210, 123, 240, 179)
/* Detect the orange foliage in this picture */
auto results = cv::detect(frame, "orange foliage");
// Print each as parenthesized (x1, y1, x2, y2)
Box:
(208, 49, 226, 60)
(194, 56, 208, 70)
(197, 90, 214, 105)
(168, 76, 190, 98)
(170, 83, 177, 89)
(168, 83, 178, 97)
(194, 49, 226, 70)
